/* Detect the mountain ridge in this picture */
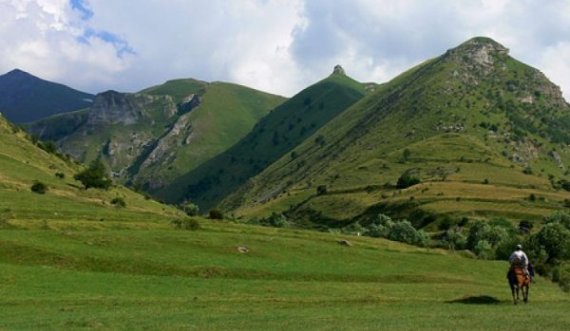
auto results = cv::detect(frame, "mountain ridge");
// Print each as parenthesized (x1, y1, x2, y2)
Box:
(157, 66, 372, 208)
(222, 37, 570, 226)
(29, 78, 286, 192)
(0, 69, 95, 123)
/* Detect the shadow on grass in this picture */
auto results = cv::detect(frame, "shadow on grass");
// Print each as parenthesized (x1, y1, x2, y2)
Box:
(446, 295, 501, 305)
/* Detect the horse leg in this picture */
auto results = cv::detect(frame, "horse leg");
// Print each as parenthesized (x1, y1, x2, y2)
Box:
(523, 286, 529, 303)
(510, 284, 517, 305)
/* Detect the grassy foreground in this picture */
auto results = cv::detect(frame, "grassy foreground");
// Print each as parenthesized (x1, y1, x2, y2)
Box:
(1, 221, 568, 330)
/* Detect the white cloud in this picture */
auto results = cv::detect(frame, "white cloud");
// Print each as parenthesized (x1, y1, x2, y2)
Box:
(539, 42, 570, 101)
(0, 0, 132, 91)
(0, 0, 569, 101)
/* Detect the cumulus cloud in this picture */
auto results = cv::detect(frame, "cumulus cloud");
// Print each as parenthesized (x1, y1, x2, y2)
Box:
(0, 0, 569, 100)
(290, 0, 570, 99)
(0, 0, 135, 91)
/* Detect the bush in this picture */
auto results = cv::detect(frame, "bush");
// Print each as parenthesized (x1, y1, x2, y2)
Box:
(555, 263, 570, 292)
(526, 222, 570, 263)
(74, 159, 112, 190)
(544, 211, 570, 229)
(518, 220, 533, 233)
(396, 171, 421, 189)
(55, 172, 65, 179)
(181, 202, 200, 216)
(387, 220, 429, 247)
(260, 212, 288, 228)
(443, 227, 467, 250)
(111, 197, 126, 208)
(171, 218, 200, 230)
(209, 209, 224, 220)
(30, 181, 47, 194)
(316, 185, 328, 195)
(474, 240, 495, 259)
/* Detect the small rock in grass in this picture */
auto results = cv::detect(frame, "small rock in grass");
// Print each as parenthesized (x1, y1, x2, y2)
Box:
(237, 246, 249, 253)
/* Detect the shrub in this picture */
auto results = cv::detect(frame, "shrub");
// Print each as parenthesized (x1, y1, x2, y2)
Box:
(55, 172, 65, 179)
(74, 159, 112, 190)
(30, 181, 47, 194)
(181, 202, 200, 216)
(260, 212, 288, 228)
(209, 209, 224, 220)
(111, 197, 126, 208)
(523, 166, 533, 175)
(518, 220, 533, 233)
(527, 222, 570, 263)
(544, 211, 570, 230)
(387, 220, 429, 247)
(438, 216, 454, 231)
(396, 171, 421, 189)
(171, 218, 200, 230)
(316, 185, 328, 195)
(474, 240, 494, 259)
(443, 227, 467, 250)
(555, 263, 570, 292)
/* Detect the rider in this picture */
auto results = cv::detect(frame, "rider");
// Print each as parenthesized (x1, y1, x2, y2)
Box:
(508, 244, 530, 279)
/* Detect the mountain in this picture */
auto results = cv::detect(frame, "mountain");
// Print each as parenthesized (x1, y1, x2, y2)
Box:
(0, 69, 94, 123)
(0, 112, 181, 226)
(223, 37, 570, 226)
(157, 66, 374, 208)
(29, 79, 286, 192)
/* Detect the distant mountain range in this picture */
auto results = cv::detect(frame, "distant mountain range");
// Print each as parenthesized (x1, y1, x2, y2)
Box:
(5, 37, 570, 229)
(0, 69, 94, 123)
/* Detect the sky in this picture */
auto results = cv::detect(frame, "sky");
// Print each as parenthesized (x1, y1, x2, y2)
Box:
(1, 0, 570, 100)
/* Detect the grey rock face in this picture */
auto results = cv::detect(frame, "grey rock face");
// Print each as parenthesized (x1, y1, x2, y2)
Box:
(88, 91, 150, 126)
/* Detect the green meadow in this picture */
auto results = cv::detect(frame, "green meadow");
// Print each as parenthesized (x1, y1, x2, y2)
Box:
(1, 221, 569, 330)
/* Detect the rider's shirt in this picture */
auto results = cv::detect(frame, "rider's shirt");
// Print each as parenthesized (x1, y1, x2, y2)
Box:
(509, 250, 528, 267)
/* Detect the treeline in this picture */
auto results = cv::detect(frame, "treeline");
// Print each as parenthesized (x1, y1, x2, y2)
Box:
(251, 210, 570, 292)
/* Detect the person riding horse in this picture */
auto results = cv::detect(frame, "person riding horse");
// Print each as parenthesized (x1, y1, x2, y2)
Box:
(507, 244, 532, 304)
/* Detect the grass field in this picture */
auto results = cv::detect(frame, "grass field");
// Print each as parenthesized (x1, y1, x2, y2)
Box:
(1, 220, 569, 330)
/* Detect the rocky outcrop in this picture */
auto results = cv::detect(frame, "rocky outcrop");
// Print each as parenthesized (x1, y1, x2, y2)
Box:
(333, 65, 346, 76)
(86, 91, 174, 126)
(178, 94, 201, 115)
(140, 112, 194, 171)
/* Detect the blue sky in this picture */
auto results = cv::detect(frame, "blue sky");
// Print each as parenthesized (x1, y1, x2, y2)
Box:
(0, 0, 569, 100)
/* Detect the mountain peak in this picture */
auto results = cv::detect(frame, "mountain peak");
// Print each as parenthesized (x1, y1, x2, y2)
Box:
(332, 65, 346, 76)
(6, 68, 29, 76)
(445, 36, 509, 69)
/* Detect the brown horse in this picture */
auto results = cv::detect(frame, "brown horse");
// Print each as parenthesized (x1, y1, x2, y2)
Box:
(508, 266, 530, 304)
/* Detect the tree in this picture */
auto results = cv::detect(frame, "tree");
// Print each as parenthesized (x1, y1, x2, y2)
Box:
(529, 223, 570, 263)
(74, 159, 112, 190)
(181, 202, 200, 216)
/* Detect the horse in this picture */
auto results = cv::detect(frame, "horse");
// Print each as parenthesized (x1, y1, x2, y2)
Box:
(508, 266, 530, 304)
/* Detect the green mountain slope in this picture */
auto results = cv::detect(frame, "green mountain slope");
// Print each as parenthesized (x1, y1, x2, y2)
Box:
(0, 113, 181, 227)
(227, 37, 570, 226)
(158, 66, 372, 208)
(0, 69, 94, 123)
(29, 80, 286, 192)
